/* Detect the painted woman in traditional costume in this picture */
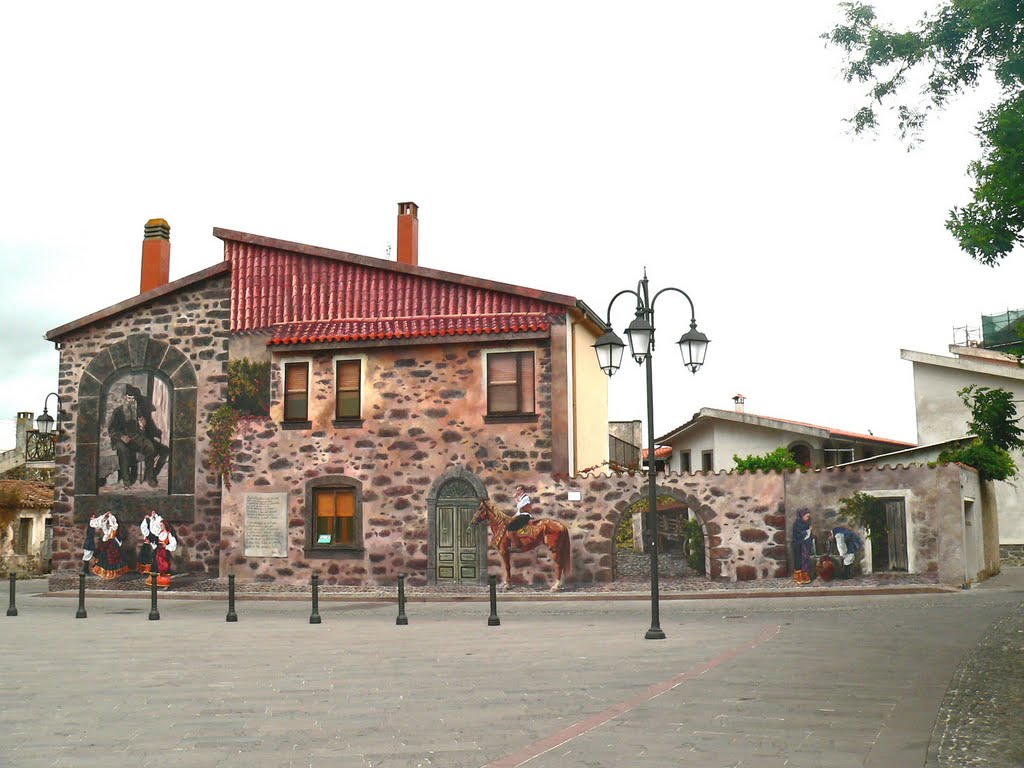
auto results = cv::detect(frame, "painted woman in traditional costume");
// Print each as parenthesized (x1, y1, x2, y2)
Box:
(89, 512, 130, 579)
(791, 510, 813, 584)
(137, 511, 160, 575)
(147, 515, 177, 588)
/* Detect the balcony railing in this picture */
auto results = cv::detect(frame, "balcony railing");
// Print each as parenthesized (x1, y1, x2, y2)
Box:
(25, 430, 55, 462)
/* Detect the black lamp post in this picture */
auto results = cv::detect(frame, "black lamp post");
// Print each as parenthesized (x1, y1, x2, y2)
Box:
(36, 393, 64, 436)
(594, 270, 709, 640)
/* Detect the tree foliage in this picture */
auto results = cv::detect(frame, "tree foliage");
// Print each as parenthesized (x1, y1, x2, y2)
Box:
(733, 447, 800, 472)
(937, 385, 1022, 480)
(837, 491, 887, 547)
(824, 2, 1024, 266)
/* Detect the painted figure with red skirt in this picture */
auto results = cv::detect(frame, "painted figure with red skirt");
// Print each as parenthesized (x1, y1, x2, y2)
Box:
(89, 512, 130, 579)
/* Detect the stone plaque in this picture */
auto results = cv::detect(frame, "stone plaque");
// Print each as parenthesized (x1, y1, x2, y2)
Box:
(244, 493, 288, 558)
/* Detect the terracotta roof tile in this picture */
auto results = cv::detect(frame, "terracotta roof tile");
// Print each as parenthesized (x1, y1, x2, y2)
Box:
(0, 480, 53, 510)
(269, 314, 551, 345)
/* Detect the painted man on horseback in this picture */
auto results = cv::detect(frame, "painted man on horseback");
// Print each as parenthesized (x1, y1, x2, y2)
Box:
(508, 484, 533, 550)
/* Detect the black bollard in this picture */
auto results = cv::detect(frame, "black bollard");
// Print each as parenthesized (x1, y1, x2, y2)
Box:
(6, 572, 17, 617)
(487, 574, 500, 626)
(148, 575, 160, 621)
(226, 574, 238, 622)
(76, 573, 88, 619)
(309, 573, 322, 624)
(396, 573, 408, 626)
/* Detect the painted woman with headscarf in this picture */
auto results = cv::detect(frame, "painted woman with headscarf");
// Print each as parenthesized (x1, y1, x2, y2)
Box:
(791, 510, 813, 584)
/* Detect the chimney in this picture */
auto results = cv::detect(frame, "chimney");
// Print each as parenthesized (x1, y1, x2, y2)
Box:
(733, 394, 746, 414)
(16, 412, 33, 451)
(396, 202, 418, 267)
(140, 218, 171, 293)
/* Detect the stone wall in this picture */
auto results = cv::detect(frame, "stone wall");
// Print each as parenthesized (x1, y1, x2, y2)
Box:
(783, 464, 966, 584)
(49, 275, 230, 577)
(219, 339, 558, 586)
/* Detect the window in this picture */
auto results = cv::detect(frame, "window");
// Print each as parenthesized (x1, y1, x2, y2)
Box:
(487, 351, 536, 419)
(283, 362, 309, 423)
(701, 450, 714, 472)
(314, 488, 357, 547)
(334, 359, 362, 424)
(305, 476, 364, 554)
(680, 451, 691, 473)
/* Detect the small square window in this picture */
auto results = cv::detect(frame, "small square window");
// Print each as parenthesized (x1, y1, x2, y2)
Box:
(487, 352, 535, 417)
(283, 362, 309, 422)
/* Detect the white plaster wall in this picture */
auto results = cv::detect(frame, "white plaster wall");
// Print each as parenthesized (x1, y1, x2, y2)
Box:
(911, 359, 1024, 544)
(665, 422, 823, 472)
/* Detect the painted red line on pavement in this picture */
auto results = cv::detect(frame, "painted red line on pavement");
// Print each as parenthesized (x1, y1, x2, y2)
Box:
(482, 623, 782, 768)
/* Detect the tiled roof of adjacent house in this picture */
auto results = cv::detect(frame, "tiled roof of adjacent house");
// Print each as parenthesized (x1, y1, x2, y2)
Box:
(269, 313, 551, 346)
(0, 480, 53, 509)
(217, 229, 575, 339)
(641, 445, 673, 460)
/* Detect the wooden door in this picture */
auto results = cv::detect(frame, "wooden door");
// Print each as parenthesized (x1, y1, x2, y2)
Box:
(436, 504, 479, 583)
(883, 498, 908, 571)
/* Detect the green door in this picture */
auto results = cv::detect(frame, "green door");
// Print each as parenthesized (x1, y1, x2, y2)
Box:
(436, 504, 479, 583)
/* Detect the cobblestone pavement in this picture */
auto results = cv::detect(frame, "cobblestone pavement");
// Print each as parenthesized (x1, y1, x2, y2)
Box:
(928, 589, 1024, 768)
(4, 569, 1021, 767)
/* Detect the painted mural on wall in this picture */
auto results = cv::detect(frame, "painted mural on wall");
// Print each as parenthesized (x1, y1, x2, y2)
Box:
(82, 509, 181, 588)
(99, 374, 171, 494)
(471, 497, 572, 592)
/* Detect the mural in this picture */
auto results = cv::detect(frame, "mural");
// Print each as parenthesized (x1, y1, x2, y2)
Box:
(82, 509, 182, 589)
(471, 499, 571, 592)
(99, 374, 171, 494)
(87, 512, 130, 579)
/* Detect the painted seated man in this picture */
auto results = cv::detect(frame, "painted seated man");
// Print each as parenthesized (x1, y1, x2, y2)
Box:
(108, 384, 169, 488)
(508, 484, 533, 551)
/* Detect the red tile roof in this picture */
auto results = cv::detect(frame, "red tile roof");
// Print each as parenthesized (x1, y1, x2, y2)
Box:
(269, 314, 551, 345)
(218, 230, 573, 338)
(641, 445, 673, 460)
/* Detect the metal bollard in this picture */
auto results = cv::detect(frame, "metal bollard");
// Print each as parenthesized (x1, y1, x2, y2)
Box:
(148, 576, 160, 621)
(6, 572, 17, 617)
(487, 574, 500, 626)
(226, 574, 238, 622)
(396, 573, 408, 625)
(309, 573, 322, 624)
(76, 572, 88, 619)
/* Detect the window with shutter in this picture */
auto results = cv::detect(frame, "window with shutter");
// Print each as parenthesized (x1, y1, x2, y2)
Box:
(335, 359, 361, 420)
(284, 362, 309, 422)
(487, 352, 536, 417)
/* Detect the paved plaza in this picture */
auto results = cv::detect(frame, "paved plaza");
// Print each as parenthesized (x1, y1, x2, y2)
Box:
(2, 571, 1022, 768)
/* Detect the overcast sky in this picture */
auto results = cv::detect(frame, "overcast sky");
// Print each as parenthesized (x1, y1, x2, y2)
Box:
(2, 1, 1022, 451)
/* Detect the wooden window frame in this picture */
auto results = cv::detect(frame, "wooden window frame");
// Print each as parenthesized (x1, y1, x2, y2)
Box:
(485, 350, 537, 423)
(332, 355, 364, 428)
(304, 475, 364, 556)
(282, 359, 312, 428)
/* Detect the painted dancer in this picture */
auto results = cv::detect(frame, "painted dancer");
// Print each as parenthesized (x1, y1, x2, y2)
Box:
(147, 515, 177, 588)
(137, 511, 160, 575)
(89, 512, 130, 579)
(82, 515, 96, 575)
(508, 485, 533, 551)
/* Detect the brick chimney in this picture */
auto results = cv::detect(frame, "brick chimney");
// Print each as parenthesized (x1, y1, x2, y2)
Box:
(16, 411, 33, 451)
(396, 202, 418, 267)
(140, 218, 171, 293)
(733, 394, 746, 414)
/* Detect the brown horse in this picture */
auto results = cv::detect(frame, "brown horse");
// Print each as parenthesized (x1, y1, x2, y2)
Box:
(471, 499, 572, 591)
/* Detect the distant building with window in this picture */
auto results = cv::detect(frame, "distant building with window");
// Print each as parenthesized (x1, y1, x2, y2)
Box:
(655, 399, 914, 474)
(44, 205, 611, 587)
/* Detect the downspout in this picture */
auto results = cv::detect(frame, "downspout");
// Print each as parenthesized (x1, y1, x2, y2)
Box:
(570, 319, 579, 476)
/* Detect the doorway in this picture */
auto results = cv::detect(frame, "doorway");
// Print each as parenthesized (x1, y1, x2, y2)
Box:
(432, 477, 484, 585)
(873, 497, 908, 571)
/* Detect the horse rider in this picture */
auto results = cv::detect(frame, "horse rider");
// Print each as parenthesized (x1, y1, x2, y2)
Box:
(508, 485, 533, 550)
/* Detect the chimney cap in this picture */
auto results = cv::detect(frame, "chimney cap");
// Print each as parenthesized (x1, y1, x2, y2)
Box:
(144, 218, 171, 239)
(397, 202, 418, 217)
(732, 393, 745, 401)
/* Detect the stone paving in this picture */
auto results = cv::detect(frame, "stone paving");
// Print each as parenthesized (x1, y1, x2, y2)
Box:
(928, 596, 1024, 767)
(4, 569, 1020, 767)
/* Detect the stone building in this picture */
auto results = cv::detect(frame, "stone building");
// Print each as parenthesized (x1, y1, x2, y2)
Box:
(45, 206, 610, 586)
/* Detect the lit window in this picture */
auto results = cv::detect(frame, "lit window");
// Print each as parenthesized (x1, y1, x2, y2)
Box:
(314, 488, 357, 547)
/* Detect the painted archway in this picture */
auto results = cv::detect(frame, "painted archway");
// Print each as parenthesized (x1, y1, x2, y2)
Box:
(426, 467, 488, 585)
(612, 486, 714, 580)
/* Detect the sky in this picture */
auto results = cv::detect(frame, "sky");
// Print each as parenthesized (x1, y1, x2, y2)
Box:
(1, 1, 1022, 451)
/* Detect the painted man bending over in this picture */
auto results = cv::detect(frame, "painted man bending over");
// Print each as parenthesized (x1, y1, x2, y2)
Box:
(508, 484, 533, 551)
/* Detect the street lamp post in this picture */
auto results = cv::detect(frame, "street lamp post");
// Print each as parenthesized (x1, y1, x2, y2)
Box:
(36, 392, 64, 436)
(594, 270, 709, 640)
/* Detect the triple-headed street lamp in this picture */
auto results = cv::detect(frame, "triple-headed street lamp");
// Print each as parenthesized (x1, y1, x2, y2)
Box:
(594, 270, 709, 640)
